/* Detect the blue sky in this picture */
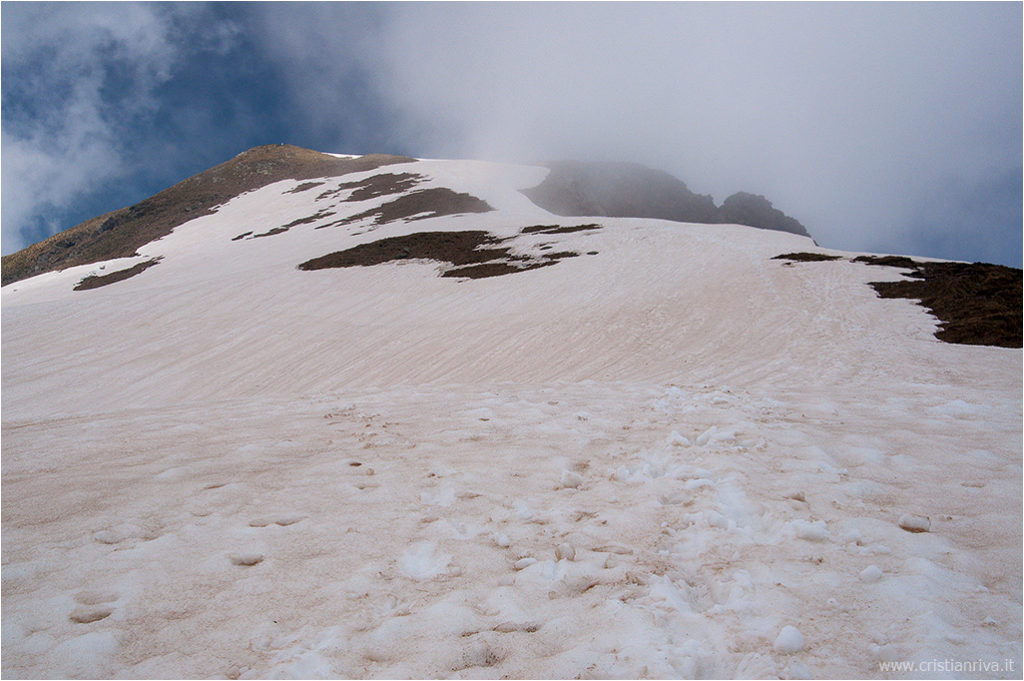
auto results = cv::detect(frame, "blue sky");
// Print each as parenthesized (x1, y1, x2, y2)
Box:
(3, 2, 1021, 267)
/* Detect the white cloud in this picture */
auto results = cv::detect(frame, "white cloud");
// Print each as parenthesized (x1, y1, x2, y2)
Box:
(254, 3, 1020, 261)
(6, 3, 1019, 264)
(1, 3, 238, 253)
(366, 4, 1020, 256)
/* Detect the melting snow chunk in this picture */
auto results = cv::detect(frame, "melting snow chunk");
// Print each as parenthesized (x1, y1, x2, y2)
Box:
(897, 513, 931, 533)
(790, 519, 829, 541)
(560, 470, 584, 489)
(667, 430, 691, 447)
(859, 565, 883, 583)
(398, 541, 452, 581)
(228, 553, 264, 567)
(773, 625, 806, 654)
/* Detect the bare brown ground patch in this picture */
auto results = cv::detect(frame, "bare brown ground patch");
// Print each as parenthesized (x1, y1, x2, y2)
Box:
(2, 145, 416, 286)
(299, 231, 512, 271)
(778, 252, 1023, 348)
(858, 257, 1022, 348)
(298, 228, 584, 280)
(772, 252, 843, 262)
(333, 188, 493, 227)
(285, 181, 326, 194)
(521, 224, 602, 235)
(441, 261, 558, 279)
(251, 227, 289, 239)
(73, 258, 162, 291)
(316, 173, 424, 203)
(851, 255, 920, 269)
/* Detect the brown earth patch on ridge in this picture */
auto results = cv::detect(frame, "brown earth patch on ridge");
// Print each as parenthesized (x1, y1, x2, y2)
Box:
(773, 252, 843, 262)
(252, 209, 337, 239)
(777, 252, 1023, 348)
(851, 255, 919, 269)
(521, 224, 602, 235)
(298, 229, 582, 280)
(317, 172, 424, 203)
(442, 261, 558, 279)
(73, 258, 162, 291)
(2, 145, 416, 286)
(285, 181, 326, 194)
(251, 227, 289, 239)
(299, 231, 513, 270)
(330, 188, 493, 228)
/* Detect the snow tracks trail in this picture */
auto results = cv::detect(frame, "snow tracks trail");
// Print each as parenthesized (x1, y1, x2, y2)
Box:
(3, 380, 1019, 678)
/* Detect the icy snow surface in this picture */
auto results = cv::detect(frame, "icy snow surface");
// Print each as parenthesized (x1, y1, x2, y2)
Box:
(2, 157, 1021, 679)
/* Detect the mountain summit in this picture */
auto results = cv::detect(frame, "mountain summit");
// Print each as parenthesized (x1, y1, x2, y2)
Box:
(2, 146, 1020, 679)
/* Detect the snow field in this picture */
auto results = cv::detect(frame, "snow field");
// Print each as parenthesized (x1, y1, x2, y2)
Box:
(2, 378, 1019, 678)
(3, 156, 1020, 678)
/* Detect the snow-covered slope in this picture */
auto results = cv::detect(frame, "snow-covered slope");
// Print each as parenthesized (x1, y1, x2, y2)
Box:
(2, 152, 1021, 679)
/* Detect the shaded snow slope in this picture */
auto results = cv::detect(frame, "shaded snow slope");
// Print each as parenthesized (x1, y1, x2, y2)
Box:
(2, 154, 1021, 679)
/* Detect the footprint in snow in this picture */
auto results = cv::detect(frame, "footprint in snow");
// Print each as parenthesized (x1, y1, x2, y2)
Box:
(897, 514, 931, 533)
(229, 553, 264, 566)
(69, 590, 118, 623)
(248, 514, 305, 528)
(74, 590, 119, 605)
(69, 606, 114, 624)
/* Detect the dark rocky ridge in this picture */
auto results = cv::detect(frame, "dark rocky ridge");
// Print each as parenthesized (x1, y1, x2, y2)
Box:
(1, 145, 415, 286)
(5, 148, 809, 288)
(718, 192, 809, 237)
(521, 160, 811, 238)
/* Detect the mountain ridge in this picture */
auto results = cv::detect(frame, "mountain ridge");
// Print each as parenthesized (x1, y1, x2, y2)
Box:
(3, 145, 1020, 349)
(1, 145, 415, 286)
(2, 145, 810, 286)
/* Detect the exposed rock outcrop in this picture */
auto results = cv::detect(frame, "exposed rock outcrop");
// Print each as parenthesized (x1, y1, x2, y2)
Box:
(521, 160, 810, 238)
(521, 160, 720, 224)
(717, 192, 810, 237)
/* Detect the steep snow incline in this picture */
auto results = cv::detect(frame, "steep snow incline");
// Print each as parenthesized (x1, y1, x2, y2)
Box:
(2, 156, 1021, 679)
(0, 159, 1006, 417)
